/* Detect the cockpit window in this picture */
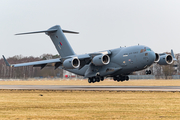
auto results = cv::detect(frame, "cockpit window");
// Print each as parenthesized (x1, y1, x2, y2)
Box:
(141, 48, 151, 53)
(146, 49, 151, 51)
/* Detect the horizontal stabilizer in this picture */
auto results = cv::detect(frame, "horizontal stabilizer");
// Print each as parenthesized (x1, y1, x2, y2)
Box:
(62, 30, 79, 34)
(15, 29, 57, 35)
(15, 29, 79, 35)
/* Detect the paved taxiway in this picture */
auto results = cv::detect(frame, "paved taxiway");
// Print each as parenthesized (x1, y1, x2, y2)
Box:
(0, 85, 180, 91)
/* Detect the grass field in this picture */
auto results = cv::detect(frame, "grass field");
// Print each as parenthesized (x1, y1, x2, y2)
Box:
(0, 79, 180, 120)
(1, 79, 180, 86)
(0, 90, 180, 120)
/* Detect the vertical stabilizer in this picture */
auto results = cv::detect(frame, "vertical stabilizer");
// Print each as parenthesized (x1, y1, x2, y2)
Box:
(46, 25, 76, 57)
(171, 49, 177, 61)
(15, 25, 78, 58)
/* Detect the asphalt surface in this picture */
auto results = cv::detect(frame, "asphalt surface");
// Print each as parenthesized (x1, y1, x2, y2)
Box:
(0, 85, 180, 91)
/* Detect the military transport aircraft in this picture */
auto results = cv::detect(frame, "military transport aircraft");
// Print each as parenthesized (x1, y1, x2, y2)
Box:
(2, 25, 177, 83)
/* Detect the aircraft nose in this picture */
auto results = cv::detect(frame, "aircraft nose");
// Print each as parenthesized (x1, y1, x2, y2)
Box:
(149, 51, 156, 64)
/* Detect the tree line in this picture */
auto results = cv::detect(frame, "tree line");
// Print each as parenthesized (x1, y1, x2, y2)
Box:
(0, 53, 180, 79)
(0, 54, 63, 79)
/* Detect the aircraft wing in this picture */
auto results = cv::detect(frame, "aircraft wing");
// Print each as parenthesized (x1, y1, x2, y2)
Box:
(88, 50, 112, 57)
(159, 49, 177, 61)
(2, 50, 112, 70)
(2, 55, 62, 69)
(60, 50, 112, 70)
(79, 50, 112, 69)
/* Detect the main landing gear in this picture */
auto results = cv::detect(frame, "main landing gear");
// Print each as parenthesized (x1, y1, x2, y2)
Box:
(88, 75, 129, 83)
(146, 70, 151, 75)
(88, 77, 104, 83)
(113, 75, 129, 82)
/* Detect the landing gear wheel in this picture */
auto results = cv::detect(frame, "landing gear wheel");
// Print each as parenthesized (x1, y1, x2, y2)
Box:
(96, 77, 100, 82)
(146, 70, 151, 75)
(92, 78, 96, 83)
(88, 78, 91, 83)
(125, 76, 129, 81)
(117, 77, 120, 82)
(120, 77, 124, 82)
(100, 77, 104, 81)
(113, 76, 117, 81)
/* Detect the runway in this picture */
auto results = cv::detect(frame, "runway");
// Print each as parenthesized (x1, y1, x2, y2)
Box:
(0, 85, 180, 91)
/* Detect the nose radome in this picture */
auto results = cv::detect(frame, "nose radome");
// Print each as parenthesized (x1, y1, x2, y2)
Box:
(149, 51, 156, 63)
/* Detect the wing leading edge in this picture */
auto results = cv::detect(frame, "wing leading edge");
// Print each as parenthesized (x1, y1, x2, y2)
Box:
(2, 55, 62, 69)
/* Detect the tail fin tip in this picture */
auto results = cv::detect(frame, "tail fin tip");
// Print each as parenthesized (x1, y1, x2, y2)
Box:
(2, 55, 11, 67)
(171, 49, 177, 61)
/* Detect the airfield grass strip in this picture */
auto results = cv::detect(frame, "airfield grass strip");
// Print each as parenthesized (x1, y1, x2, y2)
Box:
(0, 90, 180, 120)
(1, 79, 180, 86)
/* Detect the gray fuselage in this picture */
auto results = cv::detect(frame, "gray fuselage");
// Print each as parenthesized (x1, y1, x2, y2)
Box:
(68, 45, 156, 78)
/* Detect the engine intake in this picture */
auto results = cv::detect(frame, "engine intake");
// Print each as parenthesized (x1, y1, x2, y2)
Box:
(154, 53, 160, 63)
(63, 57, 80, 69)
(157, 54, 173, 65)
(92, 54, 110, 66)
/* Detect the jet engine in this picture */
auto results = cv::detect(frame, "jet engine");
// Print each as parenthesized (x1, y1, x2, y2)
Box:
(154, 53, 160, 63)
(92, 54, 110, 66)
(157, 54, 173, 65)
(63, 57, 80, 69)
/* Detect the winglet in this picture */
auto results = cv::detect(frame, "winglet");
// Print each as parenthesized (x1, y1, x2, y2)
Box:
(171, 49, 177, 61)
(2, 55, 11, 67)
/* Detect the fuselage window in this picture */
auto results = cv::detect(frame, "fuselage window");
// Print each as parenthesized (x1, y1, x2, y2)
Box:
(140, 49, 144, 53)
(145, 53, 148, 56)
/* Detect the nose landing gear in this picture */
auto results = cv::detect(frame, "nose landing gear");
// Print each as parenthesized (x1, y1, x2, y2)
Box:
(146, 70, 151, 75)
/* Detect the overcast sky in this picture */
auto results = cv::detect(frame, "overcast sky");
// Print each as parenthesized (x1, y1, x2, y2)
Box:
(1, 0, 180, 58)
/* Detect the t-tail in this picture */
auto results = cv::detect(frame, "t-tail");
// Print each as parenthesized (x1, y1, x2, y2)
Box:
(15, 25, 79, 58)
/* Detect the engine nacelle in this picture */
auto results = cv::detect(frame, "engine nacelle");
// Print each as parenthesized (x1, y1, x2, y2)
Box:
(157, 54, 173, 65)
(63, 57, 80, 69)
(92, 54, 110, 66)
(154, 53, 160, 63)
